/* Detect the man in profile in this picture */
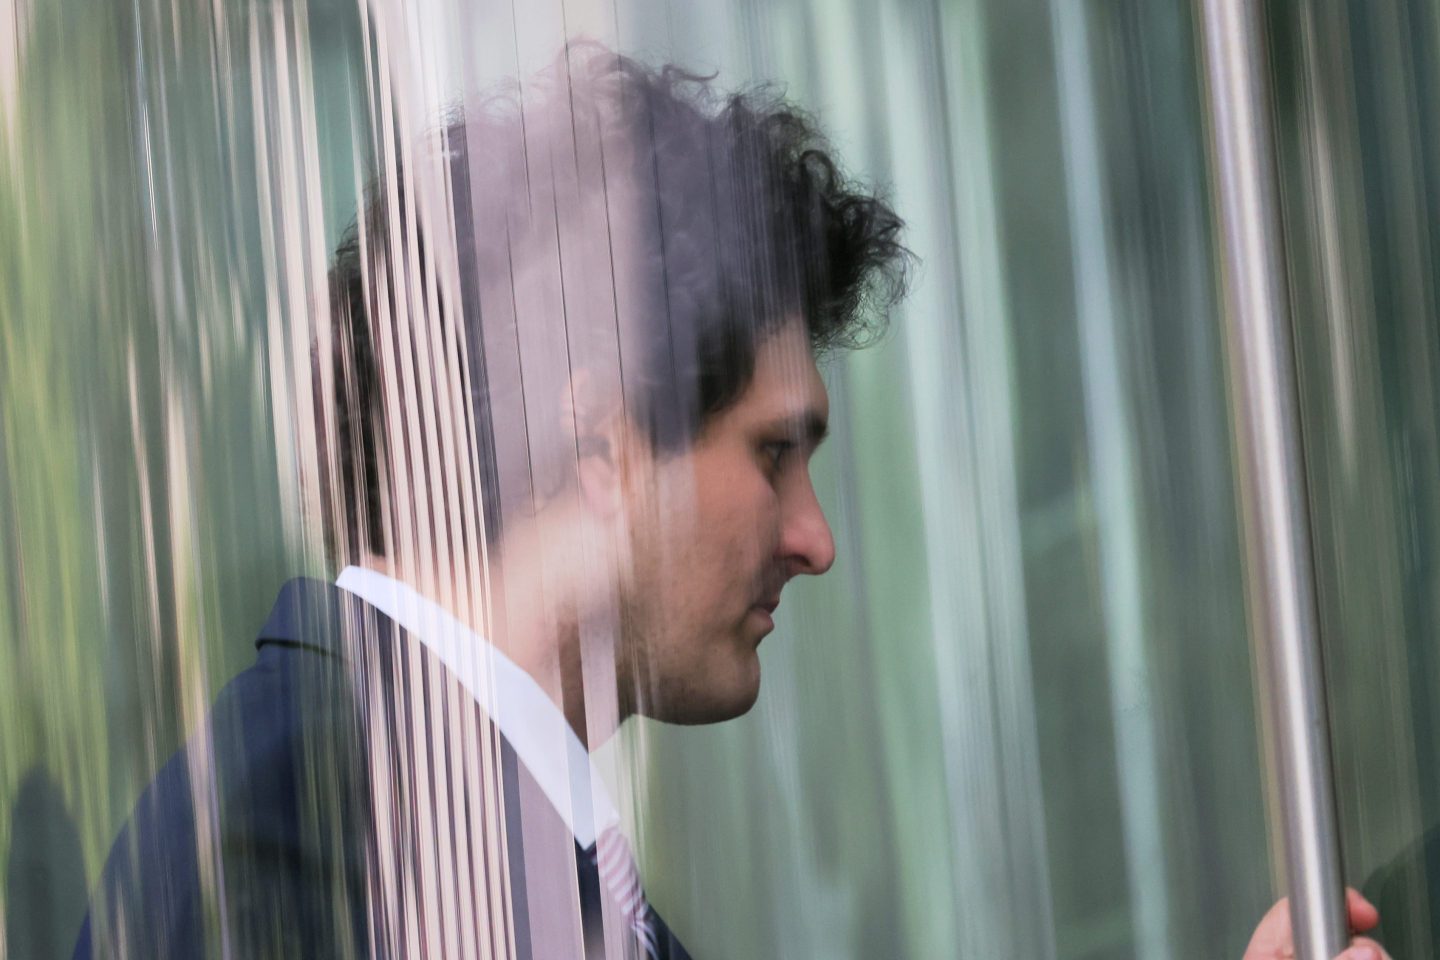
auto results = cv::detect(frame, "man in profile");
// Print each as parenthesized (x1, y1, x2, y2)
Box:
(75, 43, 908, 959)
(71, 40, 1392, 960)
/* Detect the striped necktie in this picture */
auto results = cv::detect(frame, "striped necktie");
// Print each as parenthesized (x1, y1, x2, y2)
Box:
(588, 826, 660, 959)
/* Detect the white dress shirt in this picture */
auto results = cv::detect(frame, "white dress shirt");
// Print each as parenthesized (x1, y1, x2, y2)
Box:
(335, 566, 620, 847)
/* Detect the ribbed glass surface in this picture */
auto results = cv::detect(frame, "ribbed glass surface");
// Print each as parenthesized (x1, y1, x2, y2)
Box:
(1, 1, 1414, 958)
(1270, 1, 1440, 956)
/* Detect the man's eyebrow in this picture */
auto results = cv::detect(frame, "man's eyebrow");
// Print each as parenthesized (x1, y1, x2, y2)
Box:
(769, 410, 829, 449)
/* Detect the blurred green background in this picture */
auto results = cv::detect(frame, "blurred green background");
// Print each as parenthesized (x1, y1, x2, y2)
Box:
(4, 0, 1440, 957)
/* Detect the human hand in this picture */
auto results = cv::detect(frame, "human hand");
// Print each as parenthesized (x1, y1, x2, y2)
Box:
(1243, 888, 1388, 959)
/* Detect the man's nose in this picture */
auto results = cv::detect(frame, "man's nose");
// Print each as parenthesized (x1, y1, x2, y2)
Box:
(779, 474, 836, 576)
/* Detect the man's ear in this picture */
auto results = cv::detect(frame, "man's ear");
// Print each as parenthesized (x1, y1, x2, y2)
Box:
(576, 431, 624, 519)
(566, 368, 626, 520)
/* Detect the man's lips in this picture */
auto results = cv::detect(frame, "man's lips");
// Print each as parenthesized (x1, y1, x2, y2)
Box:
(749, 580, 785, 631)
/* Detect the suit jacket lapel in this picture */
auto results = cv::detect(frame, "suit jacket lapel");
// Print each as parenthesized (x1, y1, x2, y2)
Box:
(256, 578, 691, 960)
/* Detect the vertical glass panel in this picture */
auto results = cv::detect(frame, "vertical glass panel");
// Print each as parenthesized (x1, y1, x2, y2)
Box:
(639, 2, 1275, 955)
(1273, 0, 1440, 956)
(1, 0, 1283, 957)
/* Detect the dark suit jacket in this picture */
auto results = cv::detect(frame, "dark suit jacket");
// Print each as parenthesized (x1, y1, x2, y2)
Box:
(1364, 824, 1440, 956)
(73, 578, 692, 959)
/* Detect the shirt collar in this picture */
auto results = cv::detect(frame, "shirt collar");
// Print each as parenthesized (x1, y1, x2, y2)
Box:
(334, 566, 620, 847)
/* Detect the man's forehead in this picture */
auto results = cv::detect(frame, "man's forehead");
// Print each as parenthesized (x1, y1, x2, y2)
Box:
(754, 323, 827, 389)
(739, 333, 830, 426)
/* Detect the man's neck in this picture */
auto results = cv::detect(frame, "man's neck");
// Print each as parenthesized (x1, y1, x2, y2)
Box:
(333, 561, 625, 847)
(351, 540, 620, 748)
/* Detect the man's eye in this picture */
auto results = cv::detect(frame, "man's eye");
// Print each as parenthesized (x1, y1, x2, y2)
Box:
(761, 440, 796, 470)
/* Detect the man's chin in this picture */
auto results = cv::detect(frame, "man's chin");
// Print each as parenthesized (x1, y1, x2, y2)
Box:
(646, 667, 762, 726)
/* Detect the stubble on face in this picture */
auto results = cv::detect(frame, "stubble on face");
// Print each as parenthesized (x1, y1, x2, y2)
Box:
(611, 322, 830, 726)
(611, 445, 771, 724)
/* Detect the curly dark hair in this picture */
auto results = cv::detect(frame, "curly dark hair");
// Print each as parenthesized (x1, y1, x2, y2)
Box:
(325, 43, 911, 561)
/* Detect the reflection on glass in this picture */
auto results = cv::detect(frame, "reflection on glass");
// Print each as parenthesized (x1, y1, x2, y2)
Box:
(1273, 0, 1440, 956)
(0, 0, 1363, 957)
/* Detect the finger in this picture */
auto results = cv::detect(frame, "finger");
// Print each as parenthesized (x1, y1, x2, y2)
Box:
(1249, 895, 1293, 948)
(1345, 888, 1380, 933)
(1335, 937, 1388, 960)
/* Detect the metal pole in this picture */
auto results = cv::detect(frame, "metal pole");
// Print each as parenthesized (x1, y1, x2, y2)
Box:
(1194, 1, 1348, 958)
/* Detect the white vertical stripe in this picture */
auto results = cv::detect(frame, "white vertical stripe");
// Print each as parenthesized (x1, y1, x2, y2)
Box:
(336, 566, 621, 846)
